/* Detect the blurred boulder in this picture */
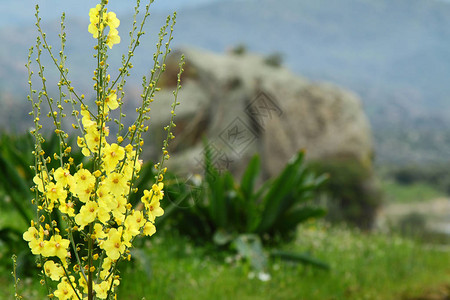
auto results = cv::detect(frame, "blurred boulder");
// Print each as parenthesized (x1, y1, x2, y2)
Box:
(147, 47, 379, 228)
(149, 47, 373, 178)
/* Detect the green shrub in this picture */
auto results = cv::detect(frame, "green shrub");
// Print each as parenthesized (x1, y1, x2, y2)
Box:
(309, 158, 382, 229)
(161, 148, 329, 271)
(264, 52, 283, 67)
(231, 44, 247, 55)
(388, 164, 450, 194)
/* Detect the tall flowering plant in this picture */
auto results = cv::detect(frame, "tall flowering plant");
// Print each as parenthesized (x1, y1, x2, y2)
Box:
(23, 0, 183, 299)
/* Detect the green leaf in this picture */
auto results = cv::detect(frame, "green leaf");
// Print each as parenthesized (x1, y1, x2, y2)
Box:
(240, 155, 260, 201)
(234, 234, 267, 272)
(213, 229, 234, 246)
(270, 250, 330, 270)
(256, 151, 306, 233)
(274, 207, 327, 235)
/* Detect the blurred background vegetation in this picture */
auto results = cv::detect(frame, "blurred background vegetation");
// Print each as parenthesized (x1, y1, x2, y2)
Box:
(0, 0, 449, 299)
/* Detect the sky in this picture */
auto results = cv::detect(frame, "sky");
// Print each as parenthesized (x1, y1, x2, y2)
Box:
(0, 0, 220, 27)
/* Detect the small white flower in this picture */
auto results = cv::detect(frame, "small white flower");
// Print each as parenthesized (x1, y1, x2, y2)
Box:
(258, 272, 271, 282)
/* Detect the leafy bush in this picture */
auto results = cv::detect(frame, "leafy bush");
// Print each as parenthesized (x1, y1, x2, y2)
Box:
(388, 164, 450, 194)
(231, 44, 248, 55)
(264, 52, 283, 67)
(161, 148, 329, 271)
(309, 158, 382, 230)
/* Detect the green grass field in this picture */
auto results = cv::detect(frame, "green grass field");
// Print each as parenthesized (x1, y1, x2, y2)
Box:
(381, 180, 445, 204)
(2, 222, 448, 300)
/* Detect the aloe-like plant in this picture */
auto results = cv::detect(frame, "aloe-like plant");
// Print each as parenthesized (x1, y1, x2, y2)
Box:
(163, 146, 329, 272)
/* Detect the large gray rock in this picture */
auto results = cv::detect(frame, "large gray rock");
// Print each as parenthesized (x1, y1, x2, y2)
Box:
(148, 47, 373, 180)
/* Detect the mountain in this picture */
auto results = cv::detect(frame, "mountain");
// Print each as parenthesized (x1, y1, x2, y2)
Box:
(2, 0, 450, 164)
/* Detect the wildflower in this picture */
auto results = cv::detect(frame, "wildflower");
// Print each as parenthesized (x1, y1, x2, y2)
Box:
(88, 4, 103, 38)
(59, 200, 75, 217)
(102, 142, 125, 172)
(75, 201, 99, 230)
(41, 234, 70, 262)
(54, 278, 79, 300)
(124, 210, 145, 237)
(104, 90, 119, 112)
(103, 228, 125, 260)
(33, 171, 50, 193)
(143, 222, 156, 237)
(105, 11, 120, 29)
(71, 169, 95, 197)
(145, 197, 164, 223)
(104, 172, 128, 197)
(111, 196, 127, 222)
(45, 182, 67, 206)
(92, 223, 107, 242)
(94, 279, 111, 299)
(43, 260, 65, 281)
(100, 257, 113, 280)
(106, 28, 121, 49)
(54, 167, 74, 188)
(23, 226, 39, 242)
(24, 225, 46, 255)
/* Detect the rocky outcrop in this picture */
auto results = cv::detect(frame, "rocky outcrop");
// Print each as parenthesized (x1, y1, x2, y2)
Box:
(148, 47, 373, 181)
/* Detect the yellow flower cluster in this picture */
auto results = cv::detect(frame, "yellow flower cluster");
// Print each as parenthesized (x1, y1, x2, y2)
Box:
(88, 4, 120, 48)
(25, 1, 182, 298)
(24, 88, 165, 297)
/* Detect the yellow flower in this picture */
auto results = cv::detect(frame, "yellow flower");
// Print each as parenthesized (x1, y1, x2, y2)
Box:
(100, 257, 112, 280)
(88, 4, 103, 39)
(96, 185, 114, 208)
(29, 238, 46, 255)
(71, 169, 95, 196)
(59, 200, 75, 217)
(146, 198, 164, 223)
(106, 27, 121, 49)
(94, 279, 111, 299)
(54, 278, 79, 300)
(102, 142, 125, 172)
(111, 196, 127, 222)
(103, 228, 125, 260)
(75, 201, 99, 230)
(45, 182, 67, 206)
(43, 260, 65, 281)
(103, 90, 119, 113)
(97, 205, 111, 225)
(23, 226, 39, 242)
(85, 126, 103, 152)
(151, 182, 164, 201)
(89, 4, 102, 23)
(41, 234, 70, 262)
(25, 225, 46, 255)
(104, 172, 128, 197)
(125, 210, 145, 237)
(92, 223, 107, 242)
(76, 183, 95, 204)
(141, 183, 165, 222)
(78, 273, 88, 294)
(143, 222, 156, 237)
(105, 11, 120, 29)
(80, 106, 96, 129)
(33, 171, 50, 193)
(54, 167, 74, 188)
(140, 183, 164, 205)
(88, 5, 120, 49)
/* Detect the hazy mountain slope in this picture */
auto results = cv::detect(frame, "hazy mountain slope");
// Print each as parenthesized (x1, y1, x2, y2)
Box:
(2, 0, 450, 163)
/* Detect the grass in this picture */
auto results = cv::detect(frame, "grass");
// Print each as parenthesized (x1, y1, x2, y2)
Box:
(2, 222, 448, 300)
(381, 180, 445, 204)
